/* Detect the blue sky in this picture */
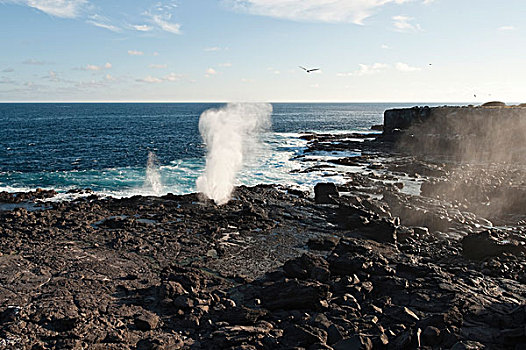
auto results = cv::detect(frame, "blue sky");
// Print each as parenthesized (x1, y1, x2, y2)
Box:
(0, 0, 524, 102)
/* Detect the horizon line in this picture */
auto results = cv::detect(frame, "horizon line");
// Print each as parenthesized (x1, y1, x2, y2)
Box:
(0, 100, 487, 104)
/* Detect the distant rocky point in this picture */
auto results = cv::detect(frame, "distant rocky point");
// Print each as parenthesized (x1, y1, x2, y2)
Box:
(382, 103, 526, 162)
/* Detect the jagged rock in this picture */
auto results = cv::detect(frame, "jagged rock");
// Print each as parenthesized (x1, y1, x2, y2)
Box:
(462, 230, 526, 260)
(307, 236, 339, 251)
(360, 218, 398, 244)
(282, 324, 328, 347)
(218, 306, 267, 325)
(283, 253, 330, 282)
(333, 335, 373, 350)
(421, 326, 441, 346)
(451, 340, 486, 350)
(47, 316, 78, 332)
(259, 279, 330, 310)
(1, 132, 525, 350)
(327, 324, 344, 345)
(135, 311, 160, 331)
(315, 183, 339, 204)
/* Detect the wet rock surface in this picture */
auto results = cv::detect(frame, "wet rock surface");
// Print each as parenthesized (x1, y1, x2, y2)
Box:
(1, 109, 526, 349)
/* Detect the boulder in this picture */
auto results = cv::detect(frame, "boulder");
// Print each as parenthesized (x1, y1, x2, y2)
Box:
(283, 253, 330, 282)
(134, 311, 160, 331)
(260, 279, 330, 310)
(462, 230, 526, 260)
(307, 236, 339, 251)
(315, 183, 339, 204)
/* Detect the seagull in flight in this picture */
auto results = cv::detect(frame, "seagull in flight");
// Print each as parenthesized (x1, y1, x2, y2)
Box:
(299, 66, 320, 73)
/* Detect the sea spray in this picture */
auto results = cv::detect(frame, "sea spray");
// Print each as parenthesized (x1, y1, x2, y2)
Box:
(196, 103, 272, 205)
(144, 151, 163, 195)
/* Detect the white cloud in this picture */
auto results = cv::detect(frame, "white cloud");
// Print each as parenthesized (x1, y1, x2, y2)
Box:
(355, 63, 389, 76)
(142, 3, 182, 35)
(2, 68, 15, 73)
(338, 62, 421, 76)
(498, 26, 516, 31)
(395, 62, 421, 72)
(219, 62, 232, 67)
(381, 44, 390, 49)
(153, 52, 160, 56)
(22, 58, 48, 65)
(150, 13, 181, 34)
(84, 65, 100, 71)
(128, 50, 144, 56)
(48, 70, 58, 81)
(204, 47, 221, 52)
(393, 15, 422, 32)
(149, 64, 167, 69)
(137, 75, 163, 83)
(85, 14, 121, 32)
(226, 0, 412, 24)
(105, 74, 115, 81)
(204, 68, 218, 78)
(337, 63, 389, 76)
(74, 79, 108, 89)
(14, 0, 89, 18)
(164, 72, 181, 81)
(133, 24, 153, 32)
(0, 76, 15, 84)
(136, 72, 181, 83)
(86, 20, 121, 32)
(7, 1, 187, 37)
(81, 62, 111, 71)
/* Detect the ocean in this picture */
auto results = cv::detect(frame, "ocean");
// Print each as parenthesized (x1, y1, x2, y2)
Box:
(0, 102, 428, 198)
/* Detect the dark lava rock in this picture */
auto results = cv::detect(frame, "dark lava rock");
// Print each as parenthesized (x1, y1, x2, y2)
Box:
(421, 325, 441, 346)
(462, 230, 526, 260)
(315, 183, 339, 204)
(283, 253, 330, 282)
(451, 340, 487, 349)
(333, 335, 373, 350)
(482, 101, 506, 107)
(282, 324, 328, 347)
(47, 316, 78, 332)
(1, 124, 526, 350)
(307, 236, 339, 251)
(327, 324, 344, 345)
(135, 311, 160, 331)
(360, 218, 398, 244)
(328, 158, 361, 167)
(260, 279, 330, 310)
(219, 306, 267, 325)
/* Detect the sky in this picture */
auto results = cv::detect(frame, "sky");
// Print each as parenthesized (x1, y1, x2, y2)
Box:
(0, 0, 524, 102)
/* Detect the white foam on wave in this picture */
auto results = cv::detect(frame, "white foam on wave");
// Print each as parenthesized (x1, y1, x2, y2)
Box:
(0, 128, 378, 200)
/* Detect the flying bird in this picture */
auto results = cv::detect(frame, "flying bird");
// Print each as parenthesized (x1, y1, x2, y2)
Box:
(299, 66, 320, 73)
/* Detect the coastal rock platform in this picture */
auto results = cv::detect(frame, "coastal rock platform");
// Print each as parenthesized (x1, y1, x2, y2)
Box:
(1, 105, 525, 349)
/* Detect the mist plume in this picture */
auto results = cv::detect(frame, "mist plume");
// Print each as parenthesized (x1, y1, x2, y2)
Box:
(196, 103, 272, 205)
(144, 151, 163, 195)
(395, 105, 526, 221)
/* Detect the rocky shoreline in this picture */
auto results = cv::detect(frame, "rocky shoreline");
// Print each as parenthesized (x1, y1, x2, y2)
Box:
(1, 106, 525, 349)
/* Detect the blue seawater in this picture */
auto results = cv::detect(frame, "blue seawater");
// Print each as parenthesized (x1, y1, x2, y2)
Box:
(0, 103, 423, 197)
